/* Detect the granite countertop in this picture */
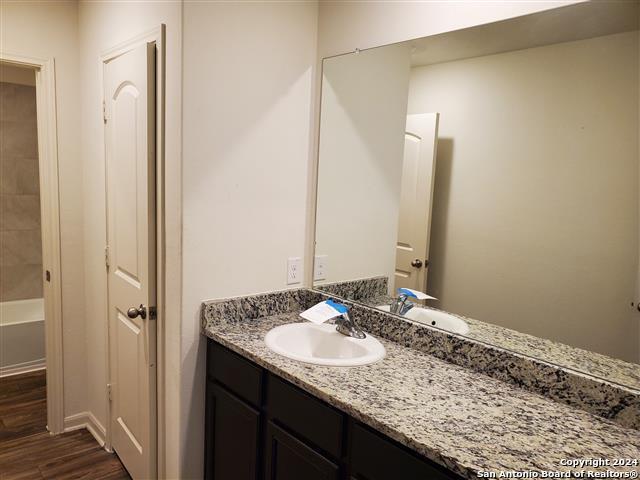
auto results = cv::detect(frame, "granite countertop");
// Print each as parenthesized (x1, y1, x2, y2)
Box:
(202, 310, 640, 480)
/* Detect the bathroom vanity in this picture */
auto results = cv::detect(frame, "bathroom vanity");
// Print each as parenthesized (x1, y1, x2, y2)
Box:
(205, 339, 458, 480)
(201, 290, 640, 480)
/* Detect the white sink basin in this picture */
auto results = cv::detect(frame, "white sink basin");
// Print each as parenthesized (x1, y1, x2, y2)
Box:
(264, 323, 385, 367)
(378, 305, 470, 335)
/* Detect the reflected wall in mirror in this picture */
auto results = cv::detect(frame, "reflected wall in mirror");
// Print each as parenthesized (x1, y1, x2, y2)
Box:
(313, 1, 640, 388)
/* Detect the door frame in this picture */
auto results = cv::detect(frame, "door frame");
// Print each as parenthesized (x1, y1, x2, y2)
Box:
(0, 52, 65, 434)
(100, 25, 166, 472)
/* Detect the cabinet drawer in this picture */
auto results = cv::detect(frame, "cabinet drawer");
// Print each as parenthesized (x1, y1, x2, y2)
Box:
(267, 374, 344, 458)
(351, 423, 459, 480)
(208, 340, 263, 406)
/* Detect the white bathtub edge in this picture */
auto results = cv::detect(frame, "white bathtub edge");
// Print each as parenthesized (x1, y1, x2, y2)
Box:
(0, 298, 45, 325)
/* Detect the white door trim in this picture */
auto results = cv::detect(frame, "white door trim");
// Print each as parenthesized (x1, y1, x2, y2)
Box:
(100, 25, 166, 477)
(0, 52, 65, 434)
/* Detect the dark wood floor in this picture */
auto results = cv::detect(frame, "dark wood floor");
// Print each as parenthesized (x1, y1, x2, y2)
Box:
(0, 370, 131, 480)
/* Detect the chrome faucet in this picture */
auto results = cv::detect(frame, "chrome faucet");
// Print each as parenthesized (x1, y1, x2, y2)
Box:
(389, 288, 434, 316)
(301, 299, 367, 339)
(390, 293, 415, 316)
(335, 311, 366, 339)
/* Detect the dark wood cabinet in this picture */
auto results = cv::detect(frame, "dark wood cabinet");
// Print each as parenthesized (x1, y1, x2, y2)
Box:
(205, 340, 460, 480)
(267, 375, 344, 459)
(204, 382, 261, 480)
(264, 421, 340, 480)
(208, 340, 263, 406)
(350, 423, 454, 480)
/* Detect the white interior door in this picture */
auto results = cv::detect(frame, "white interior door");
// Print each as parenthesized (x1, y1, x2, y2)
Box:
(394, 113, 440, 293)
(104, 42, 156, 480)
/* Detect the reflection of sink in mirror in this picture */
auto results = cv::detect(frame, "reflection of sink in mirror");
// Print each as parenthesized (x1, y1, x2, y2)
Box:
(264, 323, 386, 367)
(378, 305, 470, 335)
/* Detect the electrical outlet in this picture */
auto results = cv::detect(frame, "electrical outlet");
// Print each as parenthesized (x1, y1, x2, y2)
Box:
(287, 257, 302, 285)
(314, 255, 328, 281)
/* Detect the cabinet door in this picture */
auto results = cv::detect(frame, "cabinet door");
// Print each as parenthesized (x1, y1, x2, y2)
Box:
(205, 382, 261, 480)
(350, 424, 459, 480)
(265, 422, 340, 480)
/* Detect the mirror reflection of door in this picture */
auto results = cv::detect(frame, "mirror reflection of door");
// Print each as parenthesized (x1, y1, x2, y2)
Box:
(394, 113, 439, 294)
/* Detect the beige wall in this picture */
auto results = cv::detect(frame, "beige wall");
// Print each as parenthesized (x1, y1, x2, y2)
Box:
(77, 1, 182, 477)
(408, 32, 639, 362)
(315, 44, 410, 288)
(0, 0, 86, 418)
(0, 80, 43, 302)
(182, 2, 318, 477)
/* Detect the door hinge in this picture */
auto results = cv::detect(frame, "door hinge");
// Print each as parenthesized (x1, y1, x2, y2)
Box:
(105, 245, 110, 271)
(102, 100, 107, 123)
(107, 383, 112, 402)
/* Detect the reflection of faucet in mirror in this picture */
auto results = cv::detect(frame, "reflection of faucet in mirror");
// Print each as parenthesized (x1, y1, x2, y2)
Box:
(390, 292, 415, 316)
(389, 288, 435, 316)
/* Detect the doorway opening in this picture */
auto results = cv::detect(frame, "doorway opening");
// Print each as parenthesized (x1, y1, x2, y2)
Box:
(0, 64, 44, 378)
(0, 52, 64, 438)
(0, 62, 48, 440)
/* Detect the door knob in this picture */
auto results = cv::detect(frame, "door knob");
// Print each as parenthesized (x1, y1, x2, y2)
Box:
(127, 304, 147, 320)
(411, 259, 423, 268)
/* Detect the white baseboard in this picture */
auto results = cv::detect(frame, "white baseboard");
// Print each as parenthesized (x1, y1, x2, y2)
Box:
(64, 411, 107, 447)
(0, 358, 46, 378)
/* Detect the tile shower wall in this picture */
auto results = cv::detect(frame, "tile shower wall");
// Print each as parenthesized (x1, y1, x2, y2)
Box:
(0, 81, 42, 301)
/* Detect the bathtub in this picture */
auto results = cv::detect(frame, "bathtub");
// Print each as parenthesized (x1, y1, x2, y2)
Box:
(0, 298, 46, 377)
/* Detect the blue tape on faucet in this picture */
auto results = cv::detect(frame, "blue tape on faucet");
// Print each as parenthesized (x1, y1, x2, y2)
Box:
(326, 299, 349, 314)
(397, 288, 418, 298)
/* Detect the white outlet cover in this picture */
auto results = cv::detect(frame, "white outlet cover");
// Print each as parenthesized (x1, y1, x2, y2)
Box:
(314, 255, 328, 281)
(287, 257, 302, 285)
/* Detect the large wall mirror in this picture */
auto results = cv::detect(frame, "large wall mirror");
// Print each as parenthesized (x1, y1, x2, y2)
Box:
(313, 1, 640, 389)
